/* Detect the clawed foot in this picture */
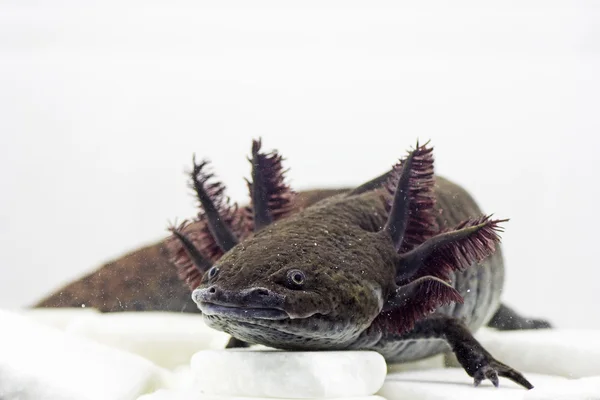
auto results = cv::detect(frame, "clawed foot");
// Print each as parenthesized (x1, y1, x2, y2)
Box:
(407, 317, 535, 390)
(472, 358, 533, 390)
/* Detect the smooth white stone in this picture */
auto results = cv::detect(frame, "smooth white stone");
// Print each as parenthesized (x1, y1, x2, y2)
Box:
(190, 349, 387, 398)
(475, 328, 600, 378)
(66, 311, 231, 369)
(388, 354, 446, 373)
(137, 390, 191, 400)
(379, 369, 567, 400)
(524, 376, 600, 400)
(0, 310, 169, 400)
(169, 365, 196, 390)
(21, 307, 100, 330)
(138, 390, 387, 400)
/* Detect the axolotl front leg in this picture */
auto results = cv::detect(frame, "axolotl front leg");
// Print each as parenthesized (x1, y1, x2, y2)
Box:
(412, 317, 532, 388)
(408, 317, 532, 388)
(353, 314, 532, 389)
(349, 278, 533, 389)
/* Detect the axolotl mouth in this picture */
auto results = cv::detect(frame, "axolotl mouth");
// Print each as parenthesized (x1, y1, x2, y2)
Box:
(192, 286, 295, 321)
(197, 302, 290, 320)
(192, 285, 359, 349)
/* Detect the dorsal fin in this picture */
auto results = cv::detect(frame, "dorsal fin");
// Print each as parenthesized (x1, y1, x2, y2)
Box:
(347, 170, 394, 196)
(246, 138, 296, 232)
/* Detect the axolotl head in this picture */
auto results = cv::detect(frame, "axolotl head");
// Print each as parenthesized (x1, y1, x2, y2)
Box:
(168, 139, 505, 350)
(190, 194, 398, 349)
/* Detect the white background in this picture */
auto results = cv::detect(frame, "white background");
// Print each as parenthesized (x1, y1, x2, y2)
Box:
(1, 1, 599, 329)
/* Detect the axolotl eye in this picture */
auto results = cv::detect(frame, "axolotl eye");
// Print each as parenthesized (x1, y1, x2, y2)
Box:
(286, 269, 306, 289)
(207, 266, 219, 280)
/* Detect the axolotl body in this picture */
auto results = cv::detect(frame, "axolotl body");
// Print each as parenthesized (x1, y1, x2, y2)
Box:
(169, 140, 545, 389)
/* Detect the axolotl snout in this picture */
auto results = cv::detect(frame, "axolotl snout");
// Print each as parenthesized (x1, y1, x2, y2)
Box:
(169, 140, 539, 390)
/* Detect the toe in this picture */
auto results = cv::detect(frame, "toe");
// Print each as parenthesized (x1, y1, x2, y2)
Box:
(487, 370, 499, 387)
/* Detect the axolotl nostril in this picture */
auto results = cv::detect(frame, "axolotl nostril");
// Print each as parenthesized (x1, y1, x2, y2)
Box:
(168, 139, 541, 390)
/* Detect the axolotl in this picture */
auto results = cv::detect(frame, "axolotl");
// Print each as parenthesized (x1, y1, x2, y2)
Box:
(168, 139, 549, 390)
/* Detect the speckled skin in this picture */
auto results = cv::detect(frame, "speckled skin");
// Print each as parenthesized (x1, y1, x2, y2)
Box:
(201, 189, 397, 349)
(199, 176, 504, 362)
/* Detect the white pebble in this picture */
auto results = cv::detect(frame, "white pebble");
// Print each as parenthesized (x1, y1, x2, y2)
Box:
(379, 369, 566, 400)
(387, 354, 445, 373)
(524, 376, 600, 400)
(0, 310, 169, 400)
(138, 391, 386, 400)
(21, 307, 99, 330)
(475, 328, 600, 378)
(66, 312, 230, 369)
(190, 349, 387, 398)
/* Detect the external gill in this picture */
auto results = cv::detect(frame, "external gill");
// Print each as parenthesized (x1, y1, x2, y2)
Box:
(374, 142, 507, 334)
(167, 140, 296, 290)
